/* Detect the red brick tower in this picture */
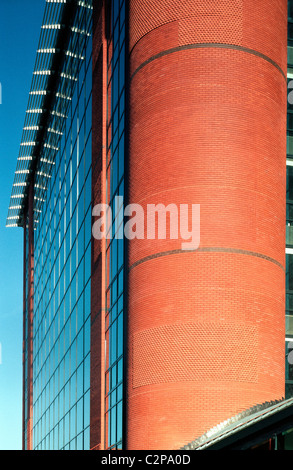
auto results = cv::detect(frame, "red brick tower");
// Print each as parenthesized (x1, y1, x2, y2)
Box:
(126, 0, 287, 450)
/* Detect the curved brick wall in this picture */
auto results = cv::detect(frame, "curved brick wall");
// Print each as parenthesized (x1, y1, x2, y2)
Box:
(126, 0, 287, 450)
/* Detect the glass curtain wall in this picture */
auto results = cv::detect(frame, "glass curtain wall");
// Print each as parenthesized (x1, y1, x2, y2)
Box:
(23, 214, 30, 449)
(32, 4, 92, 450)
(105, 0, 126, 450)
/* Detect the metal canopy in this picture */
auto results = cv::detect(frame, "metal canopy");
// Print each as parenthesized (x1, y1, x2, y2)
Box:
(6, 0, 92, 228)
(182, 397, 293, 450)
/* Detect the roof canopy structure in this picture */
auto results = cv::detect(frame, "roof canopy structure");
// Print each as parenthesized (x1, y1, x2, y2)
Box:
(6, 0, 92, 228)
(182, 398, 293, 450)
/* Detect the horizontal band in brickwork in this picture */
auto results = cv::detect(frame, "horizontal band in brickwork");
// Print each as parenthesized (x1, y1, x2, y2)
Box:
(128, 48, 286, 268)
(129, 0, 287, 75)
(130, 43, 287, 82)
(129, 247, 285, 272)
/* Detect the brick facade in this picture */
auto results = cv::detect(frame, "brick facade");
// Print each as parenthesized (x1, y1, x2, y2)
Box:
(125, 0, 287, 449)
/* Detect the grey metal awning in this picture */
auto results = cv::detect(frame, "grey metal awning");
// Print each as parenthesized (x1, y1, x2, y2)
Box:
(182, 397, 293, 450)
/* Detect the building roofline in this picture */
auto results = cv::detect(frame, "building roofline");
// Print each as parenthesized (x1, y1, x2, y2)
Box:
(182, 397, 293, 450)
(6, 0, 92, 228)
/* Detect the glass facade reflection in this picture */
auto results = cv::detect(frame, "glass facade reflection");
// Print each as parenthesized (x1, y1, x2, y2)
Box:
(23, 216, 30, 450)
(31, 3, 92, 450)
(105, 0, 126, 450)
(8, 0, 293, 452)
(19, 0, 127, 451)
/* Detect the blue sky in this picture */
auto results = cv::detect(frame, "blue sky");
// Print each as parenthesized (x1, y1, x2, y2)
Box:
(0, 0, 45, 450)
